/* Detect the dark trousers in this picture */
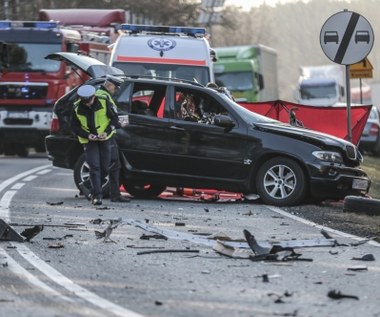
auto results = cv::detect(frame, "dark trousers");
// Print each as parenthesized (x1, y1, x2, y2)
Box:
(84, 139, 112, 199)
(109, 138, 122, 199)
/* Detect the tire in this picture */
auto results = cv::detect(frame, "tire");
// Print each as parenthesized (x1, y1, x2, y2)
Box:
(255, 157, 307, 206)
(73, 153, 110, 198)
(122, 182, 166, 198)
(343, 195, 380, 215)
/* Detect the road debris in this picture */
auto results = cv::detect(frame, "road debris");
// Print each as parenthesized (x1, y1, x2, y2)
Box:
(140, 234, 167, 240)
(243, 229, 336, 256)
(137, 249, 199, 255)
(352, 254, 375, 261)
(46, 201, 64, 206)
(20, 225, 44, 242)
(327, 290, 359, 300)
(0, 219, 24, 242)
(94, 217, 122, 243)
(48, 243, 64, 249)
(347, 265, 368, 271)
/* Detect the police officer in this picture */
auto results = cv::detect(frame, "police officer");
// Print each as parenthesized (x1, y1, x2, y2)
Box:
(95, 75, 130, 203)
(71, 85, 120, 206)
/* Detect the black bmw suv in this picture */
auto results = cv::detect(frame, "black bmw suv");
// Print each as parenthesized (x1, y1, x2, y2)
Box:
(45, 53, 371, 206)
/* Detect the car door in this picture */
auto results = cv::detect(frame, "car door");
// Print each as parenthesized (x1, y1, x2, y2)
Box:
(165, 85, 254, 182)
(115, 81, 181, 174)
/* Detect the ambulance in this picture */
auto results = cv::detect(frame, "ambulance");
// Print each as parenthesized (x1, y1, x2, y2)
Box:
(109, 24, 214, 86)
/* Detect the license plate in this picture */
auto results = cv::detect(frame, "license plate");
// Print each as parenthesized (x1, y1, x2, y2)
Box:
(352, 179, 369, 190)
(7, 111, 29, 119)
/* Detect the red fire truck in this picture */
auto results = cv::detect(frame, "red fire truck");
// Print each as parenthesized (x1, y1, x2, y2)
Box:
(0, 10, 124, 156)
(0, 21, 87, 156)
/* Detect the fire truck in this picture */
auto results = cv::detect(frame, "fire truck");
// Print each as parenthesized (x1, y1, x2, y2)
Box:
(0, 21, 87, 156)
(0, 10, 124, 157)
(38, 9, 125, 64)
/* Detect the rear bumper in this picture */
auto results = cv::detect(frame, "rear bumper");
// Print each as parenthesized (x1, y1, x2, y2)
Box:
(45, 135, 82, 169)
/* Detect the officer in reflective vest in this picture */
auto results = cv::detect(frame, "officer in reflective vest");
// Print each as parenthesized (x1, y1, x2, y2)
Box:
(95, 75, 130, 203)
(71, 85, 120, 206)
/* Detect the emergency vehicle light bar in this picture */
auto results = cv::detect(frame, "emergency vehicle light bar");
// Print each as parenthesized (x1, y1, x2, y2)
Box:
(121, 24, 206, 36)
(0, 21, 58, 29)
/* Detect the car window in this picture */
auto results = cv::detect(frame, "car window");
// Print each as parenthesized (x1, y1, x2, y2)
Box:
(117, 82, 167, 117)
(174, 87, 229, 124)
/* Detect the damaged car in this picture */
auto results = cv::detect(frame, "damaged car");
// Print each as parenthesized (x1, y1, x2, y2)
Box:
(45, 52, 371, 206)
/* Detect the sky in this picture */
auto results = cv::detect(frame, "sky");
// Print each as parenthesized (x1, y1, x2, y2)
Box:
(225, 0, 305, 10)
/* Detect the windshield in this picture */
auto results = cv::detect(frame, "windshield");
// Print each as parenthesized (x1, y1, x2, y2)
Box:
(300, 82, 336, 100)
(7, 43, 61, 72)
(112, 62, 210, 86)
(219, 93, 279, 124)
(215, 71, 253, 91)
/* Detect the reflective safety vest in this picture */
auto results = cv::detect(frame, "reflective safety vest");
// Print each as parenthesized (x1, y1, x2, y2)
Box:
(96, 88, 119, 110)
(73, 97, 115, 144)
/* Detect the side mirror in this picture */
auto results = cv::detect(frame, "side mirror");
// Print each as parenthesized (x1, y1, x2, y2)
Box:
(214, 115, 235, 130)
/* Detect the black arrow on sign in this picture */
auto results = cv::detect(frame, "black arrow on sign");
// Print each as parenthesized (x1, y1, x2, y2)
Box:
(334, 12, 360, 64)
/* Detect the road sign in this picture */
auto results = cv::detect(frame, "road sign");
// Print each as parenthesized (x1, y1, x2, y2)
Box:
(349, 57, 373, 78)
(320, 10, 374, 65)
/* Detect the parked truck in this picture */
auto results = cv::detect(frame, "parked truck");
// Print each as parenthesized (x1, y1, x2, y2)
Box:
(213, 45, 279, 102)
(294, 64, 345, 106)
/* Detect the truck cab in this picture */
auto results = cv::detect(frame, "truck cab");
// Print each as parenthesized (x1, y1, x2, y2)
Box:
(109, 24, 214, 86)
(0, 21, 83, 156)
(213, 45, 278, 102)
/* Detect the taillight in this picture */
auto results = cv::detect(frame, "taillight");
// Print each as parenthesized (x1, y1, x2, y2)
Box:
(50, 113, 60, 133)
(369, 123, 379, 136)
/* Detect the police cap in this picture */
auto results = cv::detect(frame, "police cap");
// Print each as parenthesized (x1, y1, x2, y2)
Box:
(106, 75, 123, 87)
(77, 85, 96, 101)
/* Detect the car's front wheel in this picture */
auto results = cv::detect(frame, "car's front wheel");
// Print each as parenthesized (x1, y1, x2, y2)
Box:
(255, 157, 307, 206)
(122, 182, 166, 199)
(73, 153, 110, 198)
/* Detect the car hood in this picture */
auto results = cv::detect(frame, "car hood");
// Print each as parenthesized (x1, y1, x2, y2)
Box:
(45, 52, 124, 78)
(254, 122, 352, 148)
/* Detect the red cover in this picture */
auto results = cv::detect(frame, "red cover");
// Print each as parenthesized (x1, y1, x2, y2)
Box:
(239, 100, 371, 145)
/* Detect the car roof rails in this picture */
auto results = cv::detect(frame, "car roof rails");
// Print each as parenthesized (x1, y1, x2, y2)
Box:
(120, 24, 206, 38)
(126, 74, 204, 87)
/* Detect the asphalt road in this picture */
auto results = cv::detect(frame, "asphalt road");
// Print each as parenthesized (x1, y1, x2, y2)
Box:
(1, 155, 380, 317)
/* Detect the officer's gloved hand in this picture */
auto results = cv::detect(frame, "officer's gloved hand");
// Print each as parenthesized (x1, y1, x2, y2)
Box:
(88, 134, 98, 141)
(97, 132, 107, 140)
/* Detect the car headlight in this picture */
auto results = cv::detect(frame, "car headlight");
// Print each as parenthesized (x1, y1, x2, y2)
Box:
(312, 151, 343, 163)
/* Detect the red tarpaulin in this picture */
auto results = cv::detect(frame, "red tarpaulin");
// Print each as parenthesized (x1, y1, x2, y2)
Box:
(239, 100, 372, 145)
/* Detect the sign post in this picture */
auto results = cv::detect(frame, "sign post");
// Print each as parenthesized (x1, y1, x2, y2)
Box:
(320, 10, 374, 142)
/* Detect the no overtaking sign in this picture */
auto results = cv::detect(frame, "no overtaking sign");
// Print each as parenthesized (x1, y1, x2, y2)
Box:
(320, 10, 374, 65)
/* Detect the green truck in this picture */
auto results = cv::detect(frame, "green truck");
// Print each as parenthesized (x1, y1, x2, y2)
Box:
(213, 45, 279, 102)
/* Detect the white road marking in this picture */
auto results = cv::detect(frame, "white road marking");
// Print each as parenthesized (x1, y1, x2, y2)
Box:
(0, 165, 145, 317)
(0, 247, 74, 302)
(11, 183, 25, 190)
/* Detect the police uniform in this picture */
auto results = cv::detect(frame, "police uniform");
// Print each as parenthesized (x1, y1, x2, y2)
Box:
(71, 85, 120, 205)
(95, 75, 129, 202)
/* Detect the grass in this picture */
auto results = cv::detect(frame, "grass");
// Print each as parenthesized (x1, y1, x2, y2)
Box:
(362, 155, 380, 199)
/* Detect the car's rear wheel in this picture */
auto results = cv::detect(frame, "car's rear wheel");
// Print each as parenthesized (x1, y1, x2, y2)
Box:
(122, 182, 166, 198)
(73, 153, 110, 198)
(255, 157, 307, 206)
